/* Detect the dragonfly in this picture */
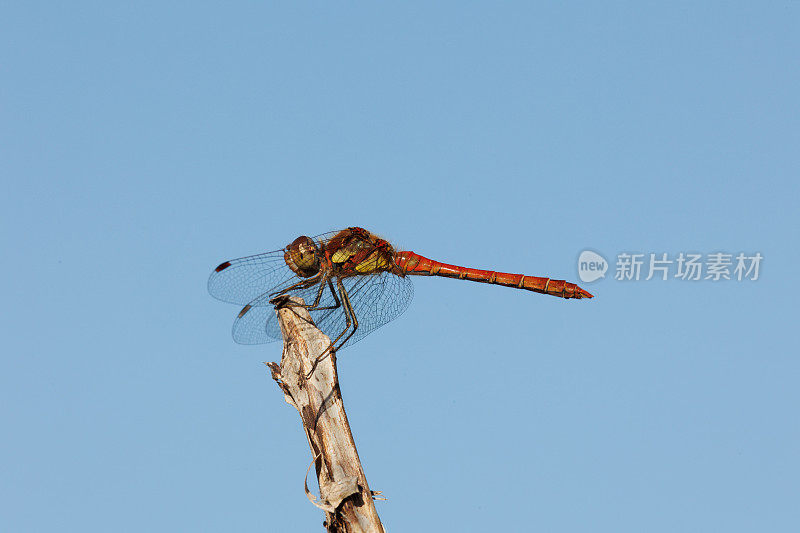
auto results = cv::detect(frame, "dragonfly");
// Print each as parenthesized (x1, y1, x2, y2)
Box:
(208, 227, 593, 353)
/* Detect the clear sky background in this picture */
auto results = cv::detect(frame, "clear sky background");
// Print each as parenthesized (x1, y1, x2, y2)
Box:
(2, 3, 798, 532)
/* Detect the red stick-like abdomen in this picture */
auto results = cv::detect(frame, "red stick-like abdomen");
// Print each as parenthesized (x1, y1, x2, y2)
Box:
(394, 251, 593, 299)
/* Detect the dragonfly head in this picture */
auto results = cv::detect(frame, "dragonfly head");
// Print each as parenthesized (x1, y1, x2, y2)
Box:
(284, 236, 320, 278)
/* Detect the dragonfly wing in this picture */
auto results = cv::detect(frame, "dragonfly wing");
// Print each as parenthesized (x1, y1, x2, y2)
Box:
(231, 304, 281, 344)
(208, 249, 300, 305)
(311, 272, 414, 349)
(208, 231, 345, 306)
(230, 281, 333, 344)
(230, 272, 414, 348)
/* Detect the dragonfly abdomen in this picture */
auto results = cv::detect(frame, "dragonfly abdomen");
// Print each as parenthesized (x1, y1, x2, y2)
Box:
(395, 251, 592, 299)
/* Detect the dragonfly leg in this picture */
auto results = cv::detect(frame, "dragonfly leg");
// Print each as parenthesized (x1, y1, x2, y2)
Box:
(269, 274, 322, 302)
(305, 277, 358, 379)
(270, 276, 328, 309)
(269, 274, 342, 312)
(269, 276, 348, 379)
(333, 277, 359, 350)
(305, 277, 342, 311)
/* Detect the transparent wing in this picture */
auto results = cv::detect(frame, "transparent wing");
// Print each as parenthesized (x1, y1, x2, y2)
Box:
(231, 272, 415, 348)
(208, 249, 296, 305)
(230, 277, 331, 345)
(315, 272, 414, 349)
(207, 230, 342, 305)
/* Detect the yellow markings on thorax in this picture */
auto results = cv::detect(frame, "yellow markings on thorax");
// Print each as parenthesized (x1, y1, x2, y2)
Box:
(331, 247, 354, 264)
(355, 251, 390, 273)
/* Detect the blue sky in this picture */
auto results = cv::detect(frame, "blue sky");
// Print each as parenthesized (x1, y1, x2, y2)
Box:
(2, 3, 798, 531)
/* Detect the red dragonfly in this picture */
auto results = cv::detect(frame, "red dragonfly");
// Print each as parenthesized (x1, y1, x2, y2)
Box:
(208, 227, 592, 351)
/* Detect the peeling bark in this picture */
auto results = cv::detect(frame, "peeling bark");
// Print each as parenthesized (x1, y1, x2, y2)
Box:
(265, 298, 384, 533)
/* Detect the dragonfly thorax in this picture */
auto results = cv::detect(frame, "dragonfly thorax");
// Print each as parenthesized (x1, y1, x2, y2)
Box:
(284, 236, 320, 278)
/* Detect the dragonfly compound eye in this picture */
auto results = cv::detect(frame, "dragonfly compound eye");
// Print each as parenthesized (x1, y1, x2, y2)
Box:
(284, 236, 320, 277)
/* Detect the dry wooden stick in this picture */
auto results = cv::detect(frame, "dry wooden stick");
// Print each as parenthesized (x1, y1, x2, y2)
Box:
(265, 297, 384, 533)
